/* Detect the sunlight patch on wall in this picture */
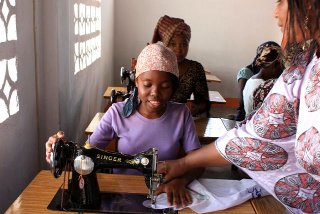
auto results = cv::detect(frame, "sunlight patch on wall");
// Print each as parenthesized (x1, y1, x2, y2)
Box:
(74, 0, 101, 75)
(0, 0, 18, 123)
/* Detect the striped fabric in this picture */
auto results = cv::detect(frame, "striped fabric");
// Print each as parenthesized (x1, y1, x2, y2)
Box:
(151, 15, 191, 46)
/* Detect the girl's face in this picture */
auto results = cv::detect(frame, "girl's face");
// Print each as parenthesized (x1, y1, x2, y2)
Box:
(167, 35, 189, 63)
(135, 70, 173, 119)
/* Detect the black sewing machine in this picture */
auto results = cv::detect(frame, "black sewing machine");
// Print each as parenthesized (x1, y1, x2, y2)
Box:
(48, 139, 170, 213)
(110, 67, 136, 104)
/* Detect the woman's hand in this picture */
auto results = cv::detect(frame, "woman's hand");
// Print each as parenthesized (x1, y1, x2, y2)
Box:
(45, 131, 65, 163)
(155, 178, 192, 208)
(157, 159, 187, 183)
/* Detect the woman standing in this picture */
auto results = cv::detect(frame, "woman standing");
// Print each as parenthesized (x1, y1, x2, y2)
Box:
(159, 1, 320, 213)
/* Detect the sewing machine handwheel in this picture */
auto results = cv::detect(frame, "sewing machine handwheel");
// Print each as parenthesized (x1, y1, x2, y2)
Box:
(51, 139, 65, 178)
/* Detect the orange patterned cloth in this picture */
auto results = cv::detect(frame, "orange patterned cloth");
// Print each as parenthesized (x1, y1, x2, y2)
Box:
(151, 15, 191, 46)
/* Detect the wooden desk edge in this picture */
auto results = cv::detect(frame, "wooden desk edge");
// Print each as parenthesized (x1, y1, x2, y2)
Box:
(205, 71, 222, 83)
(6, 170, 259, 214)
(207, 77, 222, 83)
(103, 86, 127, 98)
(85, 112, 104, 135)
(250, 195, 286, 214)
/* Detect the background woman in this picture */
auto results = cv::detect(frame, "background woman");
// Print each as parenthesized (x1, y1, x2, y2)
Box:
(232, 41, 282, 121)
(242, 41, 284, 116)
(152, 15, 210, 117)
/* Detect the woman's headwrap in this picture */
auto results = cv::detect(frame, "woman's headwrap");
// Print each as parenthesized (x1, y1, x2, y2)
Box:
(252, 41, 283, 68)
(122, 42, 178, 118)
(135, 42, 179, 78)
(151, 15, 191, 46)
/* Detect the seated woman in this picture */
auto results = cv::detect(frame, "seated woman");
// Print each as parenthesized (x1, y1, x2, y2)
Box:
(151, 15, 210, 117)
(234, 65, 260, 121)
(243, 42, 284, 116)
(45, 42, 203, 208)
(233, 41, 281, 121)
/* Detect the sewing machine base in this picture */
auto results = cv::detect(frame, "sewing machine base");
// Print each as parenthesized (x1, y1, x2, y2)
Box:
(48, 188, 177, 213)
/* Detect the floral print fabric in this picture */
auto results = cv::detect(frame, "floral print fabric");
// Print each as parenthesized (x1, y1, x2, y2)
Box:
(170, 59, 209, 104)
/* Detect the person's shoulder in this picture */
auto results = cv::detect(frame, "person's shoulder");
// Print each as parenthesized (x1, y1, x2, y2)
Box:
(185, 59, 205, 72)
(186, 59, 203, 67)
(107, 101, 126, 113)
(167, 102, 188, 111)
(237, 67, 254, 80)
(238, 66, 253, 74)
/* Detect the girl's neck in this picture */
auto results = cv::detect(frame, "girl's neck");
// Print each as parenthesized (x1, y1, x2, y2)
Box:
(178, 59, 188, 76)
(253, 68, 272, 80)
(137, 105, 167, 119)
(178, 58, 187, 64)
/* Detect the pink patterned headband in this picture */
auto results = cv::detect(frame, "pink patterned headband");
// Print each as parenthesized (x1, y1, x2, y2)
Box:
(135, 42, 179, 78)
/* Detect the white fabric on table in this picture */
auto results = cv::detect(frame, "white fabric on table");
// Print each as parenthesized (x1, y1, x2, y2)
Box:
(153, 178, 269, 213)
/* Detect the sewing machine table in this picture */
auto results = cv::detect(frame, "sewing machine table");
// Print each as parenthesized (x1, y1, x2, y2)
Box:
(48, 188, 174, 213)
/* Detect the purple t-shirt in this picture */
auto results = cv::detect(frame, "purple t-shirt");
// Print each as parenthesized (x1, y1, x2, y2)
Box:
(90, 101, 200, 175)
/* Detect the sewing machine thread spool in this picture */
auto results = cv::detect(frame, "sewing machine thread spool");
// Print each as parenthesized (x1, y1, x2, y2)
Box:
(74, 155, 94, 175)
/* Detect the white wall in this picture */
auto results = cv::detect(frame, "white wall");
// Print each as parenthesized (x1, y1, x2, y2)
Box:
(113, 0, 283, 98)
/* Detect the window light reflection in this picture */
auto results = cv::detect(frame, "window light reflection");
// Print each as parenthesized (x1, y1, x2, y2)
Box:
(0, 0, 19, 124)
(74, 0, 101, 75)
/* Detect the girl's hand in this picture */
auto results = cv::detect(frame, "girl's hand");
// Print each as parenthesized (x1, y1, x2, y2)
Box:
(155, 178, 192, 208)
(157, 159, 187, 183)
(45, 131, 65, 163)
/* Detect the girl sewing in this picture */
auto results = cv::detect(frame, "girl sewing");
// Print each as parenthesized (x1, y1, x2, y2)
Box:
(45, 42, 203, 208)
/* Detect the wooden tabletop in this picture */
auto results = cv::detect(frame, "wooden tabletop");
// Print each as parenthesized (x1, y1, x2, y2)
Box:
(206, 73, 222, 83)
(205, 70, 222, 83)
(5, 170, 260, 214)
(250, 195, 286, 214)
(103, 86, 127, 98)
(194, 117, 230, 144)
(85, 112, 104, 135)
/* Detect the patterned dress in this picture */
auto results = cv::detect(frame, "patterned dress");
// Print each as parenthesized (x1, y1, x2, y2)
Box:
(171, 59, 209, 105)
(215, 42, 320, 214)
(253, 79, 277, 111)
